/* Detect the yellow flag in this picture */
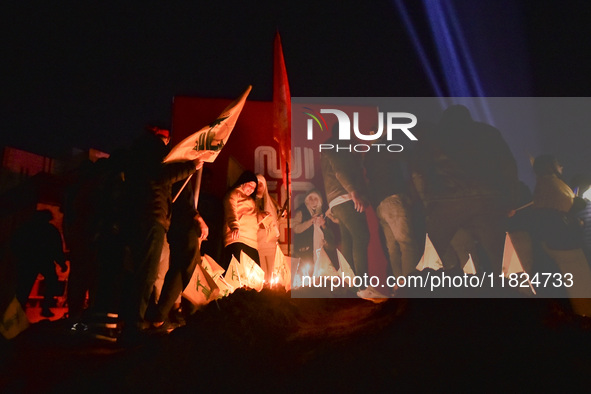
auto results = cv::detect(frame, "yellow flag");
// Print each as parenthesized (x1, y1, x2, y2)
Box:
(182, 264, 220, 307)
(224, 255, 243, 290)
(164, 86, 252, 164)
(240, 251, 265, 291)
(201, 254, 225, 280)
(215, 275, 234, 298)
(0, 297, 29, 340)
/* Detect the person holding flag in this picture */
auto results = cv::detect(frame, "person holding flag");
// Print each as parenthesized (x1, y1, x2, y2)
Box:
(119, 125, 202, 341)
(117, 87, 250, 342)
(152, 180, 209, 329)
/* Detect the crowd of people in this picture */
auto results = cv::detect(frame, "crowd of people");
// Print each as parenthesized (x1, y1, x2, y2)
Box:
(7, 125, 286, 342)
(7, 104, 591, 343)
(294, 104, 591, 308)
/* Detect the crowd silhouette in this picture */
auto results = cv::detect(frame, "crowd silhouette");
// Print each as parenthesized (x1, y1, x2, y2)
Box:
(5, 105, 591, 345)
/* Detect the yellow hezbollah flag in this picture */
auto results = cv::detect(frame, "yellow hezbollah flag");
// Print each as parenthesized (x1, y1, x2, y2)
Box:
(164, 85, 252, 164)
(214, 275, 234, 298)
(201, 254, 225, 280)
(224, 255, 243, 290)
(1, 297, 29, 340)
(182, 264, 220, 307)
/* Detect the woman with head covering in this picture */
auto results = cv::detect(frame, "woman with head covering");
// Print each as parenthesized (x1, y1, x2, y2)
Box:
(255, 174, 282, 282)
(222, 171, 262, 268)
(292, 189, 333, 267)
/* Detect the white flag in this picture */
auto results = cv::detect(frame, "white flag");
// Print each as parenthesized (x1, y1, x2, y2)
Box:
(416, 233, 444, 271)
(240, 251, 265, 291)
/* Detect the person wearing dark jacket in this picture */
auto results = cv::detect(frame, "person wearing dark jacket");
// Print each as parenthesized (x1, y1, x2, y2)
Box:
(320, 127, 370, 287)
(11, 210, 67, 318)
(410, 105, 518, 275)
(121, 127, 201, 334)
(152, 181, 208, 327)
(364, 138, 423, 278)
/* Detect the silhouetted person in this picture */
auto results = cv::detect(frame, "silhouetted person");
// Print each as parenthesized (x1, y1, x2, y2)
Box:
(505, 181, 536, 276)
(364, 134, 423, 278)
(11, 210, 67, 317)
(153, 181, 208, 327)
(532, 155, 591, 309)
(531, 155, 586, 250)
(63, 159, 102, 321)
(411, 105, 518, 275)
(90, 152, 129, 317)
(197, 167, 224, 263)
(120, 126, 200, 337)
(320, 125, 371, 296)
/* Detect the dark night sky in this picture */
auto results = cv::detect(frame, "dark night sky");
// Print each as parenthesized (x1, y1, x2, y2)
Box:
(2, 0, 591, 170)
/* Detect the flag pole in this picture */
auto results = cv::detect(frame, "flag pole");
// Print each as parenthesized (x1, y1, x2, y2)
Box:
(193, 168, 203, 210)
(171, 166, 203, 205)
(172, 173, 193, 203)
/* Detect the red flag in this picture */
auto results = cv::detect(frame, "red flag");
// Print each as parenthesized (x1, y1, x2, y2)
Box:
(273, 32, 291, 195)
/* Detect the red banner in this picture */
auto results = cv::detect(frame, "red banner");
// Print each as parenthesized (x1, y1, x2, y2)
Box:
(273, 32, 292, 193)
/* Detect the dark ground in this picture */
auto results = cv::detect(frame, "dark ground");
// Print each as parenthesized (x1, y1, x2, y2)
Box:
(1, 287, 590, 393)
